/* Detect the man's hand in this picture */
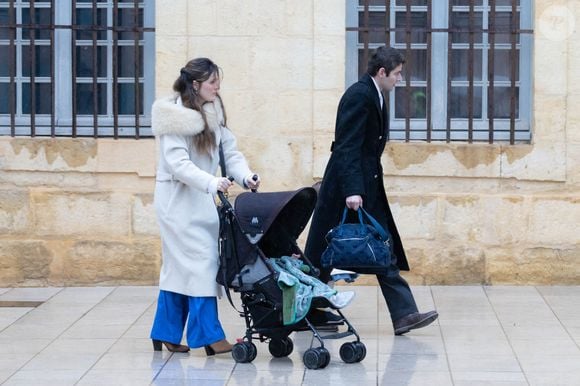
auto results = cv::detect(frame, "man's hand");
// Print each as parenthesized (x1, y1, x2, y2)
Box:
(345, 195, 363, 211)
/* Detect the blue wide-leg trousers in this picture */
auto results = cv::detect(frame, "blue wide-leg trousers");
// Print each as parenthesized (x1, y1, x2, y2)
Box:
(150, 290, 226, 349)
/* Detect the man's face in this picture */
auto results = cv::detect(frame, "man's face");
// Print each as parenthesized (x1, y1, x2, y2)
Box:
(378, 63, 403, 92)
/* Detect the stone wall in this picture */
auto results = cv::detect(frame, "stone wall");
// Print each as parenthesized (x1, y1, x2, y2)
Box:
(1, 0, 579, 286)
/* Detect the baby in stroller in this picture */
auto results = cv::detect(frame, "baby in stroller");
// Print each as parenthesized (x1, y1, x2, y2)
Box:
(217, 187, 367, 370)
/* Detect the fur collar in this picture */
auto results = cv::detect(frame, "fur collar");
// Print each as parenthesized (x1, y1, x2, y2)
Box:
(151, 94, 224, 136)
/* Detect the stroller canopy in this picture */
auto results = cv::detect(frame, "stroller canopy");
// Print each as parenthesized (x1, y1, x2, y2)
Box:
(234, 187, 317, 257)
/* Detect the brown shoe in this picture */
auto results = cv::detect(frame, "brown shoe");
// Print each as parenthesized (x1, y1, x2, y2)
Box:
(152, 339, 190, 352)
(393, 311, 438, 336)
(204, 339, 233, 356)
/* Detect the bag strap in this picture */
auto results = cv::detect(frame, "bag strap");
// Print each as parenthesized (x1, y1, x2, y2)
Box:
(218, 141, 226, 177)
(341, 206, 390, 241)
(359, 208, 389, 240)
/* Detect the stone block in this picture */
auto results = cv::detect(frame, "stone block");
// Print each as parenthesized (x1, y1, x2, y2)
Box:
(313, 89, 342, 133)
(186, 0, 217, 36)
(485, 247, 578, 285)
(313, 36, 345, 90)
(286, 0, 313, 36)
(237, 135, 313, 191)
(187, 37, 253, 91)
(249, 37, 313, 91)
(382, 142, 502, 178)
(533, 94, 568, 142)
(312, 133, 334, 179)
(96, 139, 156, 177)
(534, 37, 567, 96)
(566, 94, 580, 143)
(32, 192, 131, 237)
(63, 240, 160, 285)
(216, 0, 285, 37)
(500, 142, 566, 182)
(528, 196, 580, 245)
(0, 170, 97, 189)
(567, 143, 580, 186)
(440, 195, 529, 247)
(314, 0, 346, 36)
(0, 190, 30, 234)
(0, 241, 53, 286)
(388, 195, 438, 240)
(156, 0, 187, 36)
(406, 246, 486, 285)
(0, 138, 97, 173)
(155, 35, 189, 95)
(133, 194, 159, 236)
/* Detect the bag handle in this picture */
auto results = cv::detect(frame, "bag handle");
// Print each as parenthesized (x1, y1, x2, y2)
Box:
(340, 207, 389, 241)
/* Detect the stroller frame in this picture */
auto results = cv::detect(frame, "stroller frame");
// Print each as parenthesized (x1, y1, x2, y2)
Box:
(217, 188, 366, 370)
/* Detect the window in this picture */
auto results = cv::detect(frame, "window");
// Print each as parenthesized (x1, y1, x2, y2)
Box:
(346, 0, 533, 143)
(0, 0, 155, 138)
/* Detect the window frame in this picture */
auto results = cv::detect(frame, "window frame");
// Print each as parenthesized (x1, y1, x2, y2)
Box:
(0, 0, 155, 137)
(346, 0, 533, 143)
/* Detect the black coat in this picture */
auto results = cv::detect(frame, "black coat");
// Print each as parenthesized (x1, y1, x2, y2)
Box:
(305, 74, 409, 281)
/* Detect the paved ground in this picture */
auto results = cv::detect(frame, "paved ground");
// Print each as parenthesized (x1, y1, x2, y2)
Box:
(0, 285, 579, 385)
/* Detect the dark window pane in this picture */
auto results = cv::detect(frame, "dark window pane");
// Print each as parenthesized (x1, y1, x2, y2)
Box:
(402, 48, 427, 81)
(451, 12, 483, 44)
(0, 45, 12, 76)
(22, 82, 52, 114)
(117, 8, 143, 40)
(394, 86, 427, 119)
(451, 49, 482, 81)
(395, 11, 427, 44)
(452, 0, 483, 5)
(0, 83, 9, 114)
(360, 0, 391, 5)
(118, 83, 144, 115)
(76, 82, 106, 115)
(495, 0, 520, 6)
(75, 8, 107, 40)
(22, 7, 52, 40)
(22, 44, 52, 77)
(358, 11, 388, 44)
(395, 0, 428, 5)
(117, 45, 143, 77)
(490, 86, 519, 119)
(493, 12, 520, 44)
(491, 49, 519, 82)
(450, 86, 482, 118)
(358, 49, 366, 79)
(0, 8, 15, 40)
(76, 45, 107, 78)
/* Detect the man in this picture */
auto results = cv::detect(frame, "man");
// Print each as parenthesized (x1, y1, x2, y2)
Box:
(305, 46, 438, 335)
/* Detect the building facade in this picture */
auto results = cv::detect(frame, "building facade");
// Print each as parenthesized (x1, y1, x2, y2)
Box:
(0, 0, 579, 286)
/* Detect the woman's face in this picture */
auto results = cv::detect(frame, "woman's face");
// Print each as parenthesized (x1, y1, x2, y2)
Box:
(197, 71, 220, 103)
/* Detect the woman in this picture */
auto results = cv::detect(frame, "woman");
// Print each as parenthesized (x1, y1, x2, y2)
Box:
(150, 58, 260, 355)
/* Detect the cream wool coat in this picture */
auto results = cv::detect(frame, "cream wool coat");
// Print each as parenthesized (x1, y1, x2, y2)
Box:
(152, 94, 252, 297)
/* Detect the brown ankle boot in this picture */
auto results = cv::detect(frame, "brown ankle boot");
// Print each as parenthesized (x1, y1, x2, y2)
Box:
(204, 339, 233, 356)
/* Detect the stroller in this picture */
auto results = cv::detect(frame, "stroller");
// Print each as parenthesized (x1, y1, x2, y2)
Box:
(216, 186, 366, 370)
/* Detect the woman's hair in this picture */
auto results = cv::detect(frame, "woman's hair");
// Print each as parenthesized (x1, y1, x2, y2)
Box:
(173, 57, 227, 155)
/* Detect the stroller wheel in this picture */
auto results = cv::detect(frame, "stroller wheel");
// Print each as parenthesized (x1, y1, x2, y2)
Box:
(340, 341, 364, 363)
(353, 341, 366, 362)
(303, 347, 329, 370)
(232, 341, 257, 363)
(319, 347, 330, 368)
(269, 337, 294, 358)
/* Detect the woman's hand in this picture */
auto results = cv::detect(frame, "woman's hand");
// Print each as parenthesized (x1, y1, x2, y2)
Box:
(345, 195, 363, 211)
(216, 177, 233, 193)
(245, 174, 260, 190)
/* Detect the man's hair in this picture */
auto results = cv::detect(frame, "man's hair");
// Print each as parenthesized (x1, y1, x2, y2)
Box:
(366, 46, 405, 77)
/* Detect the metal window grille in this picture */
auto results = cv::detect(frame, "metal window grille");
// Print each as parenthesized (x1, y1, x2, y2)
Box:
(347, 0, 533, 144)
(0, 0, 155, 139)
